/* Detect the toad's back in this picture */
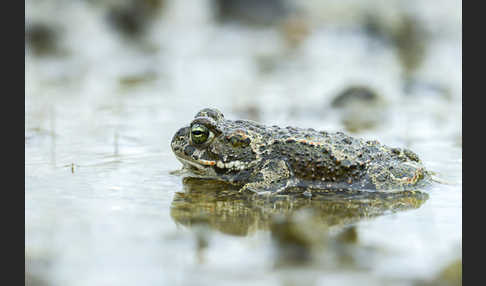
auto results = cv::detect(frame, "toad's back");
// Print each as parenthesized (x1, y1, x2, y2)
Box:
(256, 126, 427, 191)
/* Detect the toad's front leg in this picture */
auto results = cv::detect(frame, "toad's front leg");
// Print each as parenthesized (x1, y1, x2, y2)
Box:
(239, 160, 294, 194)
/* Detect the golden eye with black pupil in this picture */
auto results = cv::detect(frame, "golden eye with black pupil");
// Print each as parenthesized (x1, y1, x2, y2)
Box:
(191, 124, 210, 145)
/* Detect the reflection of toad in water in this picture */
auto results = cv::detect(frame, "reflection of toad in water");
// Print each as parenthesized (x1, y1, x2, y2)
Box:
(170, 177, 429, 237)
(171, 177, 430, 269)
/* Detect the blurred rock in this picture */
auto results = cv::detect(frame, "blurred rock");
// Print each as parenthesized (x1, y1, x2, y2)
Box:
(213, 0, 290, 26)
(331, 86, 382, 108)
(362, 13, 392, 46)
(279, 14, 311, 50)
(394, 15, 427, 82)
(361, 12, 427, 85)
(330, 85, 388, 133)
(105, 0, 165, 39)
(25, 22, 62, 57)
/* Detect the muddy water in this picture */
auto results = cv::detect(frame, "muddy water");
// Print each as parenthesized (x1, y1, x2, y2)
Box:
(26, 1, 461, 285)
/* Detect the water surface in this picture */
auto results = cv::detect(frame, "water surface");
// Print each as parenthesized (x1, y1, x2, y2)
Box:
(26, 1, 461, 285)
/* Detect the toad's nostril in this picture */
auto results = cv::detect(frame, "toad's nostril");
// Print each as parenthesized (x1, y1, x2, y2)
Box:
(173, 127, 189, 139)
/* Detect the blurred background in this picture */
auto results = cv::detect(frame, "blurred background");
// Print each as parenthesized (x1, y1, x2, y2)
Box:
(26, 0, 461, 285)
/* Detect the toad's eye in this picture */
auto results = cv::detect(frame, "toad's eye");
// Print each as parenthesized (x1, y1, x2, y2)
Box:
(191, 124, 211, 145)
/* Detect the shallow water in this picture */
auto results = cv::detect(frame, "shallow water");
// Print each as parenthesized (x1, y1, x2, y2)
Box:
(26, 1, 461, 285)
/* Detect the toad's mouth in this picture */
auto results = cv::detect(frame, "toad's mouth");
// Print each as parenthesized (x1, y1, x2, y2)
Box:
(174, 152, 256, 175)
(175, 154, 217, 168)
(175, 155, 217, 176)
